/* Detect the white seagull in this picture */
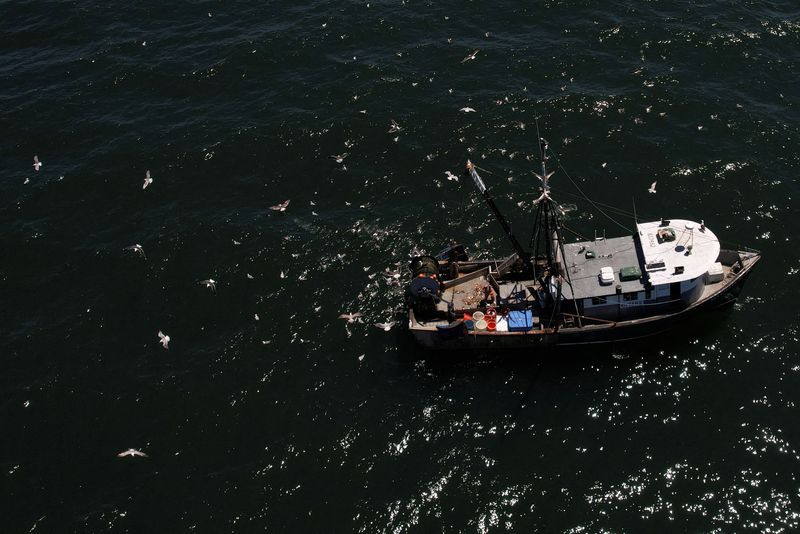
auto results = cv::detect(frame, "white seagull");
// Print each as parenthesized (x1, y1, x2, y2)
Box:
(123, 244, 146, 259)
(270, 200, 290, 212)
(444, 171, 459, 181)
(387, 119, 402, 134)
(199, 279, 217, 294)
(33, 155, 43, 171)
(338, 312, 363, 323)
(143, 170, 153, 190)
(382, 269, 401, 280)
(374, 321, 396, 331)
(461, 49, 479, 63)
(459, 107, 476, 113)
(117, 448, 148, 458)
(158, 331, 170, 349)
(330, 153, 348, 164)
(648, 181, 657, 194)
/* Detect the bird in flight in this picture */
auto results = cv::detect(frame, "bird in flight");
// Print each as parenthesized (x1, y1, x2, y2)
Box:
(338, 312, 363, 323)
(648, 181, 657, 194)
(158, 331, 170, 349)
(387, 119, 402, 134)
(143, 170, 153, 190)
(123, 244, 146, 259)
(199, 279, 217, 294)
(459, 107, 476, 113)
(444, 171, 459, 181)
(33, 155, 43, 171)
(374, 321, 396, 331)
(330, 153, 348, 164)
(383, 268, 401, 280)
(270, 200, 290, 212)
(117, 448, 148, 458)
(461, 49, 479, 63)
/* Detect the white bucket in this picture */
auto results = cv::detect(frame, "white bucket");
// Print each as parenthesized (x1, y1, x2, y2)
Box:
(472, 311, 485, 322)
(475, 319, 487, 331)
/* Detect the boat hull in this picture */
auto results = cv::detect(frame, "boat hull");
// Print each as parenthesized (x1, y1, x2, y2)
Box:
(408, 253, 758, 351)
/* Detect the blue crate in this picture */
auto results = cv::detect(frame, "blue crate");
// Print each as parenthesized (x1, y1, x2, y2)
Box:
(508, 310, 533, 332)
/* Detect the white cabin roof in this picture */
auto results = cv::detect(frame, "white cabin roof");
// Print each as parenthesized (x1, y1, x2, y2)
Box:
(636, 219, 720, 285)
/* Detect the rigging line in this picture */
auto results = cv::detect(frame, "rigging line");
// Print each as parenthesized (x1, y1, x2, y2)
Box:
(518, 188, 646, 220)
(528, 174, 761, 253)
(516, 155, 759, 250)
(546, 150, 633, 234)
(549, 187, 761, 251)
(561, 223, 591, 241)
(546, 186, 645, 220)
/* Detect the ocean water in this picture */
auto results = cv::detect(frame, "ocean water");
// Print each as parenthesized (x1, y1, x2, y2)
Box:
(2, 0, 799, 531)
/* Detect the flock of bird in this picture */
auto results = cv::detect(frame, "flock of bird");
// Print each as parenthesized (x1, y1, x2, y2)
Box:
(109, 160, 396, 457)
(24, 43, 665, 459)
(119, 165, 399, 355)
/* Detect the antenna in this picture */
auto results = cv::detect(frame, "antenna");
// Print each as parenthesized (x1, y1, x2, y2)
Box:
(532, 116, 554, 202)
(632, 196, 638, 232)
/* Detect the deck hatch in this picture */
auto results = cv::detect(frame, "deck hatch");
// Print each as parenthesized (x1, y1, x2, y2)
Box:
(619, 266, 642, 281)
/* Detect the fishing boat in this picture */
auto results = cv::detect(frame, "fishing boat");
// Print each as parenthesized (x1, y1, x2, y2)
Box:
(405, 137, 760, 349)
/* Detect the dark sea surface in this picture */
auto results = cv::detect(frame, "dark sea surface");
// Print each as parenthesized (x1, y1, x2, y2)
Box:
(2, 0, 799, 531)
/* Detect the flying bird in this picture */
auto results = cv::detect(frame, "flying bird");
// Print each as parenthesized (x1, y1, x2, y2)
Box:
(123, 244, 146, 259)
(648, 181, 657, 194)
(143, 170, 153, 190)
(382, 268, 401, 281)
(444, 171, 459, 181)
(387, 119, 402, 134)
(330, 153, 348, 164)
(117, 448, 148, 458)
(33, 155, 43, 171)
(270, 200, 290, 212)
(199, 279, 217, 294)
(338, 312, 363, 323)
(459, 107, 476, 113)
(158, 331, 170, 349)
(374, 321, 396, 331)
(461, 49, 479, 63)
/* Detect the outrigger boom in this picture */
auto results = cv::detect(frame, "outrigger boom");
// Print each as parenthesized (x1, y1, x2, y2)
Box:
(465, 160, 531, 267)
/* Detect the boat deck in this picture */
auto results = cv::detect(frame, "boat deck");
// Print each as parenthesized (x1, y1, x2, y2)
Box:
(441, 276, 537, 313)
(411, 249, 760, 340)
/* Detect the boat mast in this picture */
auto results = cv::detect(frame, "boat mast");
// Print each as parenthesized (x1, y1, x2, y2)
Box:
(529, 134, 582, 329)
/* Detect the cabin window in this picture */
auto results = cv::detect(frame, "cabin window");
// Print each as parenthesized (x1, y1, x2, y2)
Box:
(591, 297, 605, 305)
(623, 292, 639, 302)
